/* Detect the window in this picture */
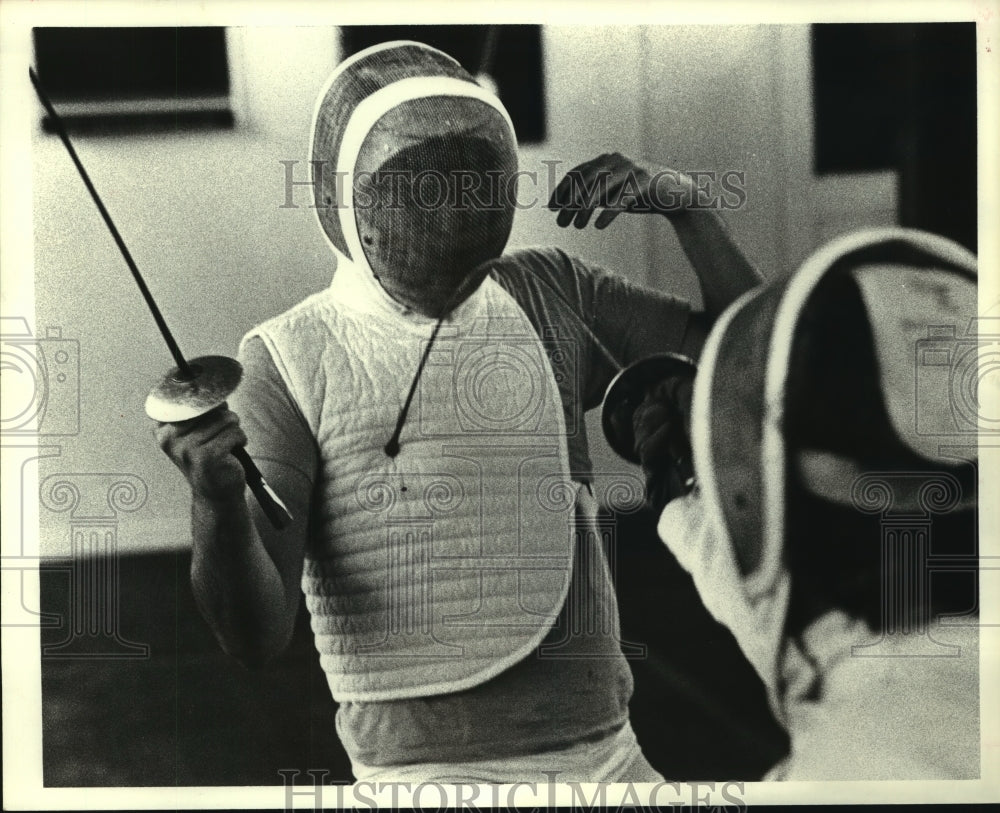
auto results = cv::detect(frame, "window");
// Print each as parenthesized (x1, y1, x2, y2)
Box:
(32, 27, 233, 133)
(811, 23, 976, 250)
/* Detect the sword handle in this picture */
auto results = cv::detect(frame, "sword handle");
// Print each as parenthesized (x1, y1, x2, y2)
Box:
(231, 446, 294, 530)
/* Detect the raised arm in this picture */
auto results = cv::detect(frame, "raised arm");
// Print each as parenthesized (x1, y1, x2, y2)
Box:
(546, 153, 764, 503)
(666, 203, 762, 320)
(547, 152, 764, 324)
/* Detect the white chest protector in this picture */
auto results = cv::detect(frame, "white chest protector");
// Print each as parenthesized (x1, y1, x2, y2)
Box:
(246, 257, 575, 701)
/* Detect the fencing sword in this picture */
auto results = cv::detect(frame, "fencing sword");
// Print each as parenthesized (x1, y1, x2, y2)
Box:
(29, 67, 293, 530)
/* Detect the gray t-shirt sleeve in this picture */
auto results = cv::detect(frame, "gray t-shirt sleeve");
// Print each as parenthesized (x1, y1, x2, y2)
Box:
(493, 246, 691, 410)
(568, 252, 691, 407)
(229, 335, 318, 486)
(490, 247, 690, 480)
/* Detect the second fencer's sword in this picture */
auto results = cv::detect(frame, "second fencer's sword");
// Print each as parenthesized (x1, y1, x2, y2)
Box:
(29, 66, 293, 530)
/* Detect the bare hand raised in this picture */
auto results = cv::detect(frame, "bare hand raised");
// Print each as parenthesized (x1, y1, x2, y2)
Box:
(548, 152, 695, 230)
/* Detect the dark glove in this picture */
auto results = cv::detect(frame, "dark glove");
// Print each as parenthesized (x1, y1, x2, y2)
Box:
(631, 376, 696, 512)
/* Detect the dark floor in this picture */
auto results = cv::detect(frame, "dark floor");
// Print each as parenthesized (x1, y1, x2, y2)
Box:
(39, 508, 788, 786)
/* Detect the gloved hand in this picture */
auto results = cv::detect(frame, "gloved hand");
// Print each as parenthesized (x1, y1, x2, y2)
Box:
(630, 376, 696, 512)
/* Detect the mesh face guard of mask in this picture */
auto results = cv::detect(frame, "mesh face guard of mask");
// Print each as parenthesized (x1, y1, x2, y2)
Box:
(311, 41, 519, 304)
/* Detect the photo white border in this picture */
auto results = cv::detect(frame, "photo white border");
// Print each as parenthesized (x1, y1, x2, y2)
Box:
(2, 0, 998, 808)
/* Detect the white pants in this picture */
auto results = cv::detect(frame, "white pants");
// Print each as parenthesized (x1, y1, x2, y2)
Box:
(349, 721, 664, 784)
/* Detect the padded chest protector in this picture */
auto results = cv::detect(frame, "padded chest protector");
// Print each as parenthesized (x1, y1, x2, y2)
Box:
(247, 259, 575, 701)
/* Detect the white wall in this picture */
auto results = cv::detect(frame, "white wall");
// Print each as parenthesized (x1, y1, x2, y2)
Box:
(30, 25, 897, 555)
